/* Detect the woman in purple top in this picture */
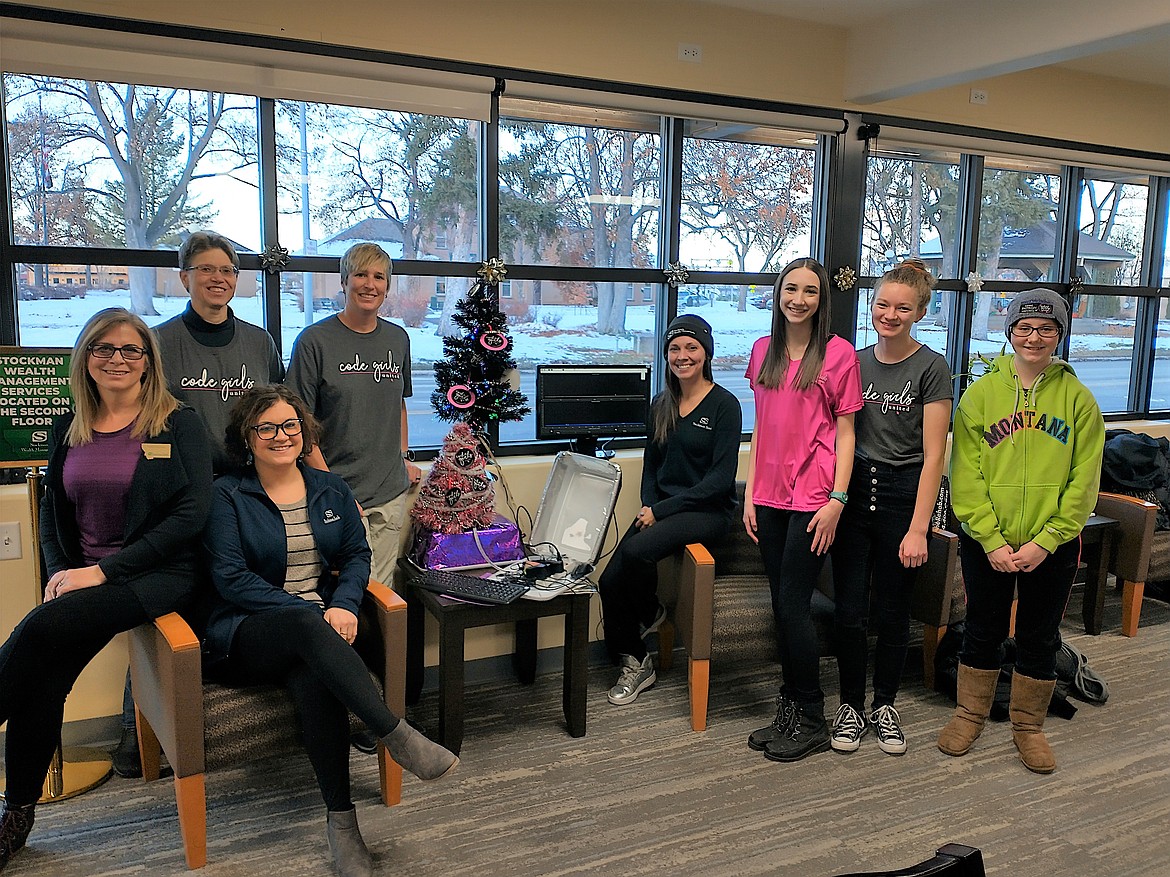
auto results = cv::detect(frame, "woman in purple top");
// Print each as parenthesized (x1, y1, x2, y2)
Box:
(0, 308, 213, 873)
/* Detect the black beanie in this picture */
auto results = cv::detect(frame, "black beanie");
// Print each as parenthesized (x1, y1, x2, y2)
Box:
(663, 314, 714, 359)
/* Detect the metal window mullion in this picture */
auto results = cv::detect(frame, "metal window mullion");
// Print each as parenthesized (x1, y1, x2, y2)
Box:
(479, 82, 503, 451)
(658, 114, 684, 400)
(951, 153, 983, 398)
(1056, 165, 1084, 362)
(1131, 176, 1169, 413)
(823, 114, 868, 342)
(256, 97, 282, 352)
(0, 83, 15, 346)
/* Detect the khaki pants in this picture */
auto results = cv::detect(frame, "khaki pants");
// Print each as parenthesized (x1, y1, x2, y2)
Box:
(362, 491, 409, 588)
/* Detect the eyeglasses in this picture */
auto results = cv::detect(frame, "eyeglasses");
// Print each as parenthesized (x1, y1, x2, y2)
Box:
(249, 418, 303, 440)
(1010, 324, 1061, 339)
(87, 342, 148, 361)
(183, 264, 240, 277)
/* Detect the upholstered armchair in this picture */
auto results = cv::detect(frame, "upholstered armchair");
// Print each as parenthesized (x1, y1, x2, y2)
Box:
(127, 580, 406, 870)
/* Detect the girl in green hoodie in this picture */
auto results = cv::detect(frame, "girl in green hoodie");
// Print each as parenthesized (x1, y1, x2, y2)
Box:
(938, 288, 1103, 774)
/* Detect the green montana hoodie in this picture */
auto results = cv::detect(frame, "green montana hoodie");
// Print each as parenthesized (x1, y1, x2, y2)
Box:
(951, 353, 1104, 554)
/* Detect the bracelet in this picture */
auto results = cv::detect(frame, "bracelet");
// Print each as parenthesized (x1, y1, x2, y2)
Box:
(402, 450, 415, 462)
(829, 490, 849, 505)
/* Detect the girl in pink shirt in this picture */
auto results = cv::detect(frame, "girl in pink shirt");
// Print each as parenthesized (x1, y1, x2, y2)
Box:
(743, 258, 862, 763)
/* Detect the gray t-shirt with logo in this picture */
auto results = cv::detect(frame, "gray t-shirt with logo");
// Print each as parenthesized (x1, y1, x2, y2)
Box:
(285, 315, 412, 508)
(855, 344, 952, 467)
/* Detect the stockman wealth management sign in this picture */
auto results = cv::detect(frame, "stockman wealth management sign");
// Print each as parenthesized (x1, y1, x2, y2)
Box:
(0, 348, 73, 464)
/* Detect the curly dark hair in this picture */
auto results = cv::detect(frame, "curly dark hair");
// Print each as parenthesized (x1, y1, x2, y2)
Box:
(224, 385, 320, 469)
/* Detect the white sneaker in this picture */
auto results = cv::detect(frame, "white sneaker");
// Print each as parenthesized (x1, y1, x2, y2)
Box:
(870, 704, 908, 755)
(607, 654, 655, 705)
(830, 703, 868, 752)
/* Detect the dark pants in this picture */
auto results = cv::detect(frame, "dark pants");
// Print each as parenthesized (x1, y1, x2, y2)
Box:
(219, 604, 399, 812)
(958, 531, 1080, 681)
(755, 505, 830, 712)
(599, 510, 731, 663)
(0, 586, 149, 807)
(831, 459, 921, 711)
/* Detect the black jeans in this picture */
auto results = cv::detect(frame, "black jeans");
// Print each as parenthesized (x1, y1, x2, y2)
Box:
(0, 586, 149, 807)
(755, 505, 830, 712)
(219, 604, 399, 811)
(599, 510, 731, 663)
(831, 459, 921, 711)
(958, 531, 1080, 681)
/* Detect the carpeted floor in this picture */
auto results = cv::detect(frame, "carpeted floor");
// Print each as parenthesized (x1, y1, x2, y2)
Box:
(9, 587, 1170, 877)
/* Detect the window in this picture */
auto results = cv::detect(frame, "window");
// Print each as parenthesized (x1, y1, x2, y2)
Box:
(1077, 171, 1147, 287)
(680, 123, 816, 273)
(863, 143, 961, 279)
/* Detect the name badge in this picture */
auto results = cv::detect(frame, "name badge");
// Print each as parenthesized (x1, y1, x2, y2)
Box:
(142, 443, 172, 460)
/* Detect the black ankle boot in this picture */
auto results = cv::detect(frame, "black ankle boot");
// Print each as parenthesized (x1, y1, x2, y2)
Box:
(112, 727, 142, 779)
(0, 802, 35, 871)
(763, 704, 831, 762)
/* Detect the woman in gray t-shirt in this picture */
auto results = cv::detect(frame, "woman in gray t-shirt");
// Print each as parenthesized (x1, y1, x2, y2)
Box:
(829, 260, 952, 756)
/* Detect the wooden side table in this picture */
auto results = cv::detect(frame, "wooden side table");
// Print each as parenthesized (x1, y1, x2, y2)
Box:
(1079, 513, 1120, 635)
(403, 576, 590, 754)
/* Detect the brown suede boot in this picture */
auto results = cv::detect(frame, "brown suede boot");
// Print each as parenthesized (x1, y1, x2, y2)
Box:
(1009, 671, 1057, 774)
(937, 664, 1001, 757)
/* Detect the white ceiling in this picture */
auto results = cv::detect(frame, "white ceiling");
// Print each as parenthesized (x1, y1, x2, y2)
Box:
(672, 0, 1170, 102)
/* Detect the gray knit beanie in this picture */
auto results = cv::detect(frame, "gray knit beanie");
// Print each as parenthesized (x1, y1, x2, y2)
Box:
(1005, 288, 1069, 338)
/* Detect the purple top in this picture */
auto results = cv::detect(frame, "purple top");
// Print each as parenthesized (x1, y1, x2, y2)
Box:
(63, 422, 143, 565)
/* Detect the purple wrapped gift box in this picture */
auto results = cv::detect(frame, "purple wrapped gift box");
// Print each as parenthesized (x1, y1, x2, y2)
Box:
(409, 514, 524, 570)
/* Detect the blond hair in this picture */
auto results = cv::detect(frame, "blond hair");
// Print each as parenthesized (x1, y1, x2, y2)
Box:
(340, 242, 392, 282)
(876, 258, 935, 311)
(66, 308, 178, 446)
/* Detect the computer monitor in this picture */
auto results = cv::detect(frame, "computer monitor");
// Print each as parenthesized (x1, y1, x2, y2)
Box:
(535, 364, 652, 457)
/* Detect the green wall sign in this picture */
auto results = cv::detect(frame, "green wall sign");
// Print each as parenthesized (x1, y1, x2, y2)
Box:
(0, 347, 73, 464)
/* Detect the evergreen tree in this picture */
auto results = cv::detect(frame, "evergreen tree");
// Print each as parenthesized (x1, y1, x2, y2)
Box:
(430, 274, 530, 432)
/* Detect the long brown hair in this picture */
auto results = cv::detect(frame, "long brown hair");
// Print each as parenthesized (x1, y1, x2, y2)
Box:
(755, 258, 833, 390)
(650, 344, 714, 445)
(66, 308, 177, 446)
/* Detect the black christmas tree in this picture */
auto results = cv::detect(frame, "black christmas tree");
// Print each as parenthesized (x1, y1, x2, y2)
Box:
(430, 261, 530, 432)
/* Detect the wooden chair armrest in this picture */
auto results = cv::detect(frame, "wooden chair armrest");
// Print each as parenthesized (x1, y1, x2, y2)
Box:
(1095, 492, 1157, 582)
(910, 527, 960, 627)
(365, 579, 406, 716)
(671, 543, 715, 661)
(128, 612, 205, 778)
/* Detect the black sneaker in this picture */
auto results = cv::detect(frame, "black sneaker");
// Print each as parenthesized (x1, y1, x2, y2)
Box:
(870, 705, 908, 755)
(763, 706, 831, 762)
(748, 695, 799, 751)
(0, 802, 35, 870)
(830, 703, 868, 753)
(350, 728, 380, 755)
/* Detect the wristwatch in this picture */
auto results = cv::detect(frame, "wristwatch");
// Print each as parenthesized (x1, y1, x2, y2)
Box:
(829, 491, 849, 505)
(402, 450, 415, 462)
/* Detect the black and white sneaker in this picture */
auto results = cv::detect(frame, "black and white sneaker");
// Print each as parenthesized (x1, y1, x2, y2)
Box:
(870, 704, 908, 755)
(830, 703, 868, 753)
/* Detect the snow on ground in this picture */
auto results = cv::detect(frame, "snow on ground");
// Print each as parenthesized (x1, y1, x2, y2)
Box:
(15, 289, 1165, 365)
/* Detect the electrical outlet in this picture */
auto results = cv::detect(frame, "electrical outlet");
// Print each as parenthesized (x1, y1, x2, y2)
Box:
(0, 522, 20, 561)
(970, 88, 988, 106)
(678, 43, 702, 63)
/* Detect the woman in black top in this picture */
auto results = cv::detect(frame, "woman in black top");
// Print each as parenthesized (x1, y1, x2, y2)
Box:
(600, 315, 742, 706)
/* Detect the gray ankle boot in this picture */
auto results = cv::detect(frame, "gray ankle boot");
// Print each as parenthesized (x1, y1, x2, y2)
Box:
(326, 808, 373, 877)
(383, 721, 459, 780)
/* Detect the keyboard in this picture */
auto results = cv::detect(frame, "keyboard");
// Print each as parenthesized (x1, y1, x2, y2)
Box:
(413, 567, 529, 605)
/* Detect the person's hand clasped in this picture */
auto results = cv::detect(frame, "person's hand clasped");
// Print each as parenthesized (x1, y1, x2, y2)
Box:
(986, 544, 1019, 573)
(44, 565, 106, 601)
(325, 607, 359, 644)
(1009, 541, 1049, 573)
(807, 500, 843, 555)
(634, 506, 656, 530)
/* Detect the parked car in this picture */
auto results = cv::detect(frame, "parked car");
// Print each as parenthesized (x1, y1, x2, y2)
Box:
(750, 294, 773, 310)
(683, 291, 713, 307)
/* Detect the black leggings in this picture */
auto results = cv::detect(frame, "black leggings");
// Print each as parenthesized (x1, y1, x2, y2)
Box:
(0, 586, 149, 807)
(599, 510, 731, 662)
(220, 605, 400, 811)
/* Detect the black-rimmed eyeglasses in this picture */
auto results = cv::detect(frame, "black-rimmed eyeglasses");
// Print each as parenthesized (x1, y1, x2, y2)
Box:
(249, 418, 303, 440)
(87, 342, 148, 361)
(1009, 324, 1061, 339)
